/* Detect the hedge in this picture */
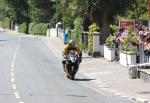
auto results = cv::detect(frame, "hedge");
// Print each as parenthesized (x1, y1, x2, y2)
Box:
(29, 23, 48, 35)
(0, 18, 11, 29)
(0, 20, 48, 35)
(18, 23, 28, 34)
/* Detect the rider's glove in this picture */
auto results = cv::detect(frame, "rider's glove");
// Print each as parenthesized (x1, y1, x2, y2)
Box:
(79, 57, 82, 63)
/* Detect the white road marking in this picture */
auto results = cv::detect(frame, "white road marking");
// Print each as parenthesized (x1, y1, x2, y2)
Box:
(10, 37, 24, 103)
(110, 90, 118, 93)
(11, 72, 15, 77)
(114, 92, 121, 96)
(11, 64, 15, 68)
(14, 91, 20, 99)
(121, 95, 129, 98)
(86, 71, 112, 76)
(21, 34, 35, 38)
(11, 78, 15, 83)
(12, 84, 17, 90)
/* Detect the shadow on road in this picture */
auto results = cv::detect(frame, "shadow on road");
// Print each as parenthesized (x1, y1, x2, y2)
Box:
(65, 94, 88, 98)
(74, 78, 95, 81)
(0, 39, 8, 41)
(138, 91, 150, 94)
(82, 56, 92, 59)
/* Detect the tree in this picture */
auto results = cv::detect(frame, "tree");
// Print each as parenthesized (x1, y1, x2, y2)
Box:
(56, 0, 77, 27)
(76, 0, 136, 43)
(2, 0, 30, 23)
(1, 0, 55, 23)
(125, 0, 148, 19)
(28, 0, 54, 23)
(55, 0, 137, 43)
(0, 0, 14, 20)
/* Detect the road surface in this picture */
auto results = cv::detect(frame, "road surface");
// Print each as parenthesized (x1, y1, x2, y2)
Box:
(0, 31, 137, 103)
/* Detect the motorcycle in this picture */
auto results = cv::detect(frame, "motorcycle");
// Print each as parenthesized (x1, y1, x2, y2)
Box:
(63, 50, 80, 80)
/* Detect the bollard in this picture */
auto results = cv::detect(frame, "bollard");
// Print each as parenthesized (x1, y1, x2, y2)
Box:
(64, 32, 68, 44)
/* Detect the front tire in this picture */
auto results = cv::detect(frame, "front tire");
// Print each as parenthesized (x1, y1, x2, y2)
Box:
(70, 66, 76, 80)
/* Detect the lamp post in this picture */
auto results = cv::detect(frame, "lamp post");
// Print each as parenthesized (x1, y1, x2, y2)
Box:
(56, 0, 59, 37)
(63, 0, 67, 34)
(56, 0, 58, 24)
(51, 0, 58, 37)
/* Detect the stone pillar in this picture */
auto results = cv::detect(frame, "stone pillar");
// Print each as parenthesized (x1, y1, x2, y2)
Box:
(93, 32, 100, 57)
(15, 24, 18, 32)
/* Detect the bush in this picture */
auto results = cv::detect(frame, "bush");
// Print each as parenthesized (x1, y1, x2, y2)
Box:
(121, 34, 139, 53)
(18, 23, 28, 34)
(110, 24, 119, 35)
(29, 23, 48, 35)
(73, 17, 83, 49)
(0, 18, 11, 29)
(88, 23, 100, 55)
(29, 22, 36, 34)
(105, 35, 115, 48)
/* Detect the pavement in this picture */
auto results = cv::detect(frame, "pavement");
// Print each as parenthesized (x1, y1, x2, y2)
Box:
(44, 37, 150, 103)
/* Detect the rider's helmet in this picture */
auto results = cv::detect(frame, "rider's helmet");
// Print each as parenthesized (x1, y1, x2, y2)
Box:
(68, 39, 75, 48)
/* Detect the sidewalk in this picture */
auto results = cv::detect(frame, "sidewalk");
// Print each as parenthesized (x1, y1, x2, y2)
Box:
(44, 37, 150, 103)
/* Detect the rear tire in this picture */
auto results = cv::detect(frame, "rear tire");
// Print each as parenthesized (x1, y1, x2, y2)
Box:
(70, 75, 74, 80)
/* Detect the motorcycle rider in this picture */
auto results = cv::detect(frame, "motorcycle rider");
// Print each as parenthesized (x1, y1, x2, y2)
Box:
(62, 39, 82, 71)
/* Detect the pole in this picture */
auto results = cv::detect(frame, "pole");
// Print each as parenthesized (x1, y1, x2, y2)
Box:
(56, 0, 58, 37)
(63, 0, 67, 35)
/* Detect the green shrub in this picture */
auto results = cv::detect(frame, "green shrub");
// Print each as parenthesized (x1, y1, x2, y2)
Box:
(110, 24, 119, 35)
(5, 18, 11, 29)
(18, 23, 28, 34)
(0, 21, 3, 27)
(29, 22, 36, 34)
(88, 23, 100, 55)
(73, 17, 83, 49)
(121, 34, 139, 53)
(0, 18, 11, 29)
(29, 23, 48, 35)
(105, 35, 115, 48)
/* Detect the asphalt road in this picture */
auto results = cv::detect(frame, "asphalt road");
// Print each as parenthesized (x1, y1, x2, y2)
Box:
(0, 31, 137, 103)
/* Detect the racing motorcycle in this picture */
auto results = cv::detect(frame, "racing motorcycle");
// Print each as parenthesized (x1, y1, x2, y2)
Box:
(63, 50, 80, 80)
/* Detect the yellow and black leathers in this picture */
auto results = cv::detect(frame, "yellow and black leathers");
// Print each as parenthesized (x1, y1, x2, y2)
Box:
(63, 44, 81, 55)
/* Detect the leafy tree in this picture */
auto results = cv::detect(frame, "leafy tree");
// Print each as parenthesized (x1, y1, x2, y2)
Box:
(28, 0, 54, 23)
(0, 0, 55, 23)
(125, 0, 148, 19)
(4, 0, 30, 23)
(56, 0, 77, 27)
(55, 0, 138, 44)
(0, 0, 14, 20)
(76, 0, 136, 43)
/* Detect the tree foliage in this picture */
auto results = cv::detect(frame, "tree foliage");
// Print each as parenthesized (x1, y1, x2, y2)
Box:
(0, 0, 54, 23)
(4, 0, 30, 22)
(56, 0, 139, 43)
(28, 0, 54, 23)
(0, 0, 149, 36)
(56, 0, 77, 27)
(125, 0, 148, 19)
